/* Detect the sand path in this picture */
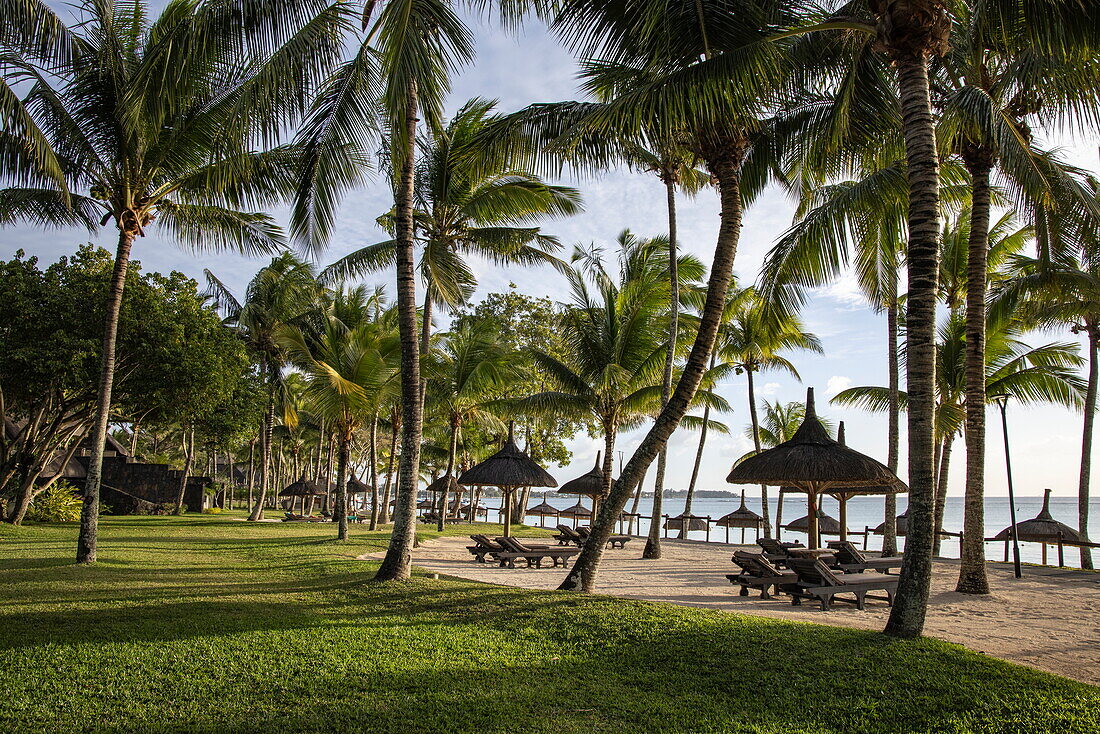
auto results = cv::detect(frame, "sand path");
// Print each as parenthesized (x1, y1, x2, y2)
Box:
(362, 535, 1100, 685)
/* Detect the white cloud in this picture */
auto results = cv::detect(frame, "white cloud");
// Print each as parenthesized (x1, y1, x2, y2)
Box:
(760, 382, 781, 396)
(826, 376, 852, 396)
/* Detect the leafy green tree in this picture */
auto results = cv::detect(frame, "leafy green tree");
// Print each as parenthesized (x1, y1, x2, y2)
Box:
(1, 0, 345, 561)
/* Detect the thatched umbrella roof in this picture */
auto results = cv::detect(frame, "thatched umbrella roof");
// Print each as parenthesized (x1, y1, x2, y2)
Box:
(347, 475, 370, 495)
(785, 509, 846, 536)
(559, 501, 592, 518)
(526, 495, 561, 517)
(874, 509, 909, 536)
(664, 513, 709, 531)
(558, 453, 606, 498)
(279, 475, 326, 497)
(726, 389, 901, 490)
(993, 489, 1088, 543)
(426, 475, 461, 495)
(714, 491, 764, 528)
(457, 425, 557, 489)
(416, 498, 436, 510)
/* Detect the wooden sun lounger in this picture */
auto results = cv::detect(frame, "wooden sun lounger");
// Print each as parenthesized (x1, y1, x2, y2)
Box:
(826, 540, 904, 573)
(554, 525, 584, 546)
(492, 537, 579, 569)
(756, 538, 805, 567)
(784, 558, 898, 611)
(466, 534, 507, 563)
(576, 525, 631, 549)
(726, 551, 796, 599)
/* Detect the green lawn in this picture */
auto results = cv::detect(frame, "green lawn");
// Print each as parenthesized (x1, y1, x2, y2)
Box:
(1, 515, 1095, 733)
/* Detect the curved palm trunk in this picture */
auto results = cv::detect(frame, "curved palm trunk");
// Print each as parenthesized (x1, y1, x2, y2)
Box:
(1079, 325, 1097, 569)
(644, 176, 680, 559)
(376, 80, 423, 581)
(437, 418, 458, 532)
(249, 363, 275, 521)
(883, 301, 901, 555)
(77, 225, 137, 563)
(601, 428, 617, 509)
(559, 148, 747, 592)
(933, 434, 953, 556)
(680, 352, 717, 539)
(369, 415, 380, 531)
(335, 427, 349, 541)
(747, 368, 772, 538)
(884, 50, 944, 640)
(956, 154, 994, 593)
(380, 413, 399, 524)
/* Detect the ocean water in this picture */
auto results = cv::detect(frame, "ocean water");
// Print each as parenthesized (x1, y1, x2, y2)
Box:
(488, 494, 1100, 569)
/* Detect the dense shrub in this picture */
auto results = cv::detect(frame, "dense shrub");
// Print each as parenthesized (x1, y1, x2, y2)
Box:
(26, 483, 82, 522)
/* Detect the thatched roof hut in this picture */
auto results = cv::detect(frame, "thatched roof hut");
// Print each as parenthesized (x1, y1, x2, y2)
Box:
(558, 453, 606, 498)
(714, 491, 764, 542)
(663, 513, 709, 532)
(526, 497, 560, 517)
(347, 475, 370, 495)
(785, 509, 846, 536)
(874, 509, 909, 536)
(994, 489, 1088, 544)
(426, 475, 461, 495)
(280, 475, 326, 497)
(457, 424, 556, 535)
(416, 498, 436, 510)
(726, 388, 901, 547)
(559, 501, 592, 526)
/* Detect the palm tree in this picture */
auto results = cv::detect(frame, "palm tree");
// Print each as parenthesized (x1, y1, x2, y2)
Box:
(719, 287, 822, 537)
(206, 254, 323, 521)
(503, 0, 801, 593)
(1, 0, 343, 562)
(995, 237, 1100, 569)
(836, 311, 1085, 545)
(294, 0, 475, 581)
(279, 310, 399, 540)
(325, 98, 581, 356)
(426, 323, 518, 531)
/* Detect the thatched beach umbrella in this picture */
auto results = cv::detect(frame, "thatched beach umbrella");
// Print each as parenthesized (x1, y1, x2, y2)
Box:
(993, 488, 1089, 566)
(559, 452, 608, 512)
(785, 509, 846, 537)
(664, 513, 709, 532)
(874, 508, 909, 536)
(458, 424, 557, 536)
(526, 494, 561, 528)
(280, 475, 326, 514)
(715, 490, 764, 543)
(825, 423, 907, 541)
(558, 501, 592, 527)
(726, 388, 901, 548)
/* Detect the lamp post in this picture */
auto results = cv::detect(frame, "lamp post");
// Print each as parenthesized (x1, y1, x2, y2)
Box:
(994, 395, 1023, 579)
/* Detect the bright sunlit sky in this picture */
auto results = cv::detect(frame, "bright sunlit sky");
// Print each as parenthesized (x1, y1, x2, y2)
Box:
(7, 6, 1099, 496)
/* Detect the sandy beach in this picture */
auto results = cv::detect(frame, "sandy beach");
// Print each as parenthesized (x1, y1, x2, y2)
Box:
(363, 535, 1100, 685)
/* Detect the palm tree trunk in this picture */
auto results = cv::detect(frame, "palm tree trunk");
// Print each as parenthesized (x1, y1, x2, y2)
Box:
(380, 413, 399, 524)
(680, 353, 717, 539)
(747, 368, 772, 537)
(956, 151, 994, 593)
(437, 418, 458, 532)
(335, 428, 349, 541)
(933, 434, 954, 556)
(883, 300, 901, 555)
(369, 414, 380, 531)
(247, 438, 256, 511)
(643, 176, 681, 559)
(249, 362, 275, 521)
(77, 224, 137, 563)
(376, 79, 423, 581)
(1079, 325, 1097, 569)
(883, 49, 944, 639)
(559, 146, 748, 592)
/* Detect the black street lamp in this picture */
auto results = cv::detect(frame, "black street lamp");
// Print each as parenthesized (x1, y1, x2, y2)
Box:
(994, 395, 1023, 579)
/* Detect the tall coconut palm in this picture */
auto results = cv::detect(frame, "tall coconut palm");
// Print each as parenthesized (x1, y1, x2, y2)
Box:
(719, 287, 822, 537)
(206, 254, 324, 521)
(426, 323, 518, 531)
(324, 98, 581, 357)
(0, 0, 345, 562)
(294, 0, 475, 580)
(279, 311, 399, 540)
(995, 230, 1100, 569)
(502, 0, 801, 593)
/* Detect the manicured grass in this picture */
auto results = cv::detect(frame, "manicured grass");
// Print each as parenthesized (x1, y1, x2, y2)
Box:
(1, 515, 1096, 733)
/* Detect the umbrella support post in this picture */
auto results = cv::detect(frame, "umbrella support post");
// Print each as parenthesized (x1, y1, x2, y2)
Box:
(838, 497, 848, 542)
(807, 490, 819, 550)
(1058, 534, 1065, 567)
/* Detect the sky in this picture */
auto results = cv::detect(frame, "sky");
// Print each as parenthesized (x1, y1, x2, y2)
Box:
(6, 5, 1099, 498)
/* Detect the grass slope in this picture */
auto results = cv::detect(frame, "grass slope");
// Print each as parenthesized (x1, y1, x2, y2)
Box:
(0, 514, 1095, 733)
